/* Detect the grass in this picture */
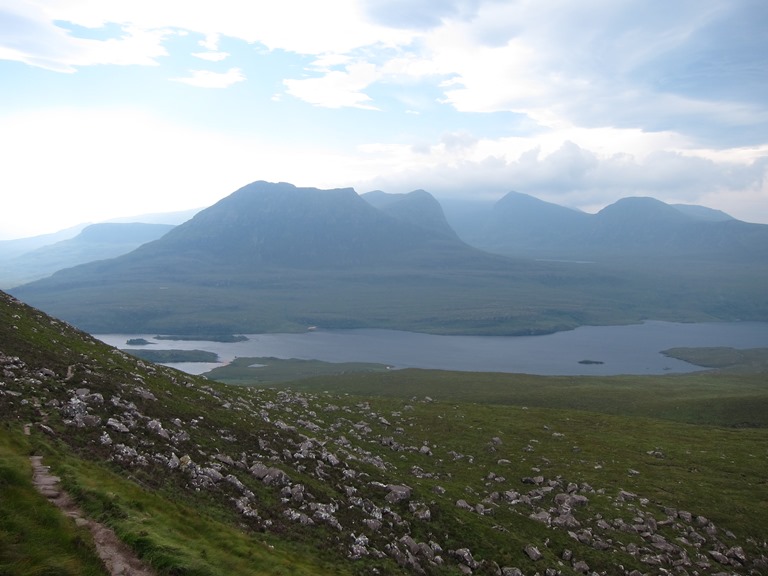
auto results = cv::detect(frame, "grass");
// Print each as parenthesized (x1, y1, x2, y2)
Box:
(3, 288, 768, 574)
(45, 450, 348, 576)
(265, 368, 768, 428)
(663, 346, 768, 372)
(0, 426, 107, 576)
(122, 348, 219, 363)
(204, 356, 392, 384)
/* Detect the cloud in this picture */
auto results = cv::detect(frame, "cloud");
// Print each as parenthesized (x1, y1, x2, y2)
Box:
(170, 67, 245, 88)
(360, 0, 480, 29)
(2, 0, 767, 234)
(0, 107, 373, 239)
(0, 3, 169, 72)
(192, 51, 230, 62)
(284, 61, 380, 109)
(354, 137, 768, 223)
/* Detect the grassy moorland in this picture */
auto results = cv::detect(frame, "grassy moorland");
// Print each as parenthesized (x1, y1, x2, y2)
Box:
(204, 356, 392, 384)
(1, 289, 768, 575)
(276, 369, 768, 428)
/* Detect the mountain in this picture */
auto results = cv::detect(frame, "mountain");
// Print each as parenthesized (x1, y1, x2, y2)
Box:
(672, 203, 735, 222)
(0, 223, 88, 260)
(10, 181, 768, 335)
(362, 189, 461, 240)
(105, 206, 201, 225)
(453, 192, 768, 262)
(462, 191, 589, 255)
(144, 181, 474, 268)
(0, 222, 175, 288)
(2, 290, 768, 575)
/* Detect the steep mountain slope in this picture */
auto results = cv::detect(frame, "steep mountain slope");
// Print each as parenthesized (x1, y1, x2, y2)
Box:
(0, 222, 174, 288)
(2, 291, 768, 575)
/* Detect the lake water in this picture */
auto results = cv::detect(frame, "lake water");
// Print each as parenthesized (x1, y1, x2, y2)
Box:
(93, 320, 768, 376)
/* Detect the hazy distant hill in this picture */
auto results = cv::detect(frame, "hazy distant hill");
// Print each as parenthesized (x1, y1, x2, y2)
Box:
(451, 192, 768, 262)
(0, 223, 88, 260)
(362, 189, 461, 240)
(0, 222, 175, 289)
(11, 181, 768, 335)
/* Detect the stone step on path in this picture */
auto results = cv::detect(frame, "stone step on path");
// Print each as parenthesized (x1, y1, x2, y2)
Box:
(28, 447, 156, 576)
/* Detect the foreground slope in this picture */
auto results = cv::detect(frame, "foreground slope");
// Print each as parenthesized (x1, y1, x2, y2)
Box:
(2, 290, 768, 575)
(12, 181, 768, 335)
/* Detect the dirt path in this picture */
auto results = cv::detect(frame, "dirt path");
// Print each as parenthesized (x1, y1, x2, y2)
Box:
(29, 454, 156, 576)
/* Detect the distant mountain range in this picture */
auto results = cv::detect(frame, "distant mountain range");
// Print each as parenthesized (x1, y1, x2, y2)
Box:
(0, 222, 175, 289)
(446, 191, 768, 262)
(10, 181, 768, 335)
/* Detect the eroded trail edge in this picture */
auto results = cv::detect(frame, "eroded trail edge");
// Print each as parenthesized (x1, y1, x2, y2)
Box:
(29, 453, 156, 576)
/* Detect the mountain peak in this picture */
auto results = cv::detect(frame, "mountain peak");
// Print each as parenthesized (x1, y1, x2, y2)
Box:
(362, 189, 460, 240)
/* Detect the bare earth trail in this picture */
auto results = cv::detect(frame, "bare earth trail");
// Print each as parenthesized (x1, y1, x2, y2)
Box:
(27, 433, 156, 575)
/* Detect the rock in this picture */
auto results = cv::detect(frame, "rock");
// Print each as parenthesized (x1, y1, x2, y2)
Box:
(385, 484, 412, 503)
(452, 548, 479, 570)
(106, 418, 129, 433)
(524, 544, 542, 561)
(572, 559, 590, 573)
(709, 550, 729, 564)
(81, 414, 101, 427)
(456, 499, 473, 511)
(363, 518, 382, 532)
(726, 545, 747, 563)
(264, 468, 289, 485)
(530, 510, 551, 525)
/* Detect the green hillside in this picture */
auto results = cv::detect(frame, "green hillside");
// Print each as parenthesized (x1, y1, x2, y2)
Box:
(2, 289, 768, 575)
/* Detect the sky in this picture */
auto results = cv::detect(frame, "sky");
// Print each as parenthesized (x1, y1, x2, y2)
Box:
(1, 0, 767, 239)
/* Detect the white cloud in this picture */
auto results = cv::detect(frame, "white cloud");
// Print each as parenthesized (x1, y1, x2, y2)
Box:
(170, 67, 245, 88)
(284, 61, 380, 109)
(10, 0, 410, 58)
(1, 0, 767, 235)
(0, 107, 382, 238)
(0, 1, 170, 72)
(192, 51, 229, 62)
(353, 134, 768, 223)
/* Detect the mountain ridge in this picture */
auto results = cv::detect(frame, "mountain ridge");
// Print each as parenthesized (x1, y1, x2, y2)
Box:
(9, 181, 768, 335)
